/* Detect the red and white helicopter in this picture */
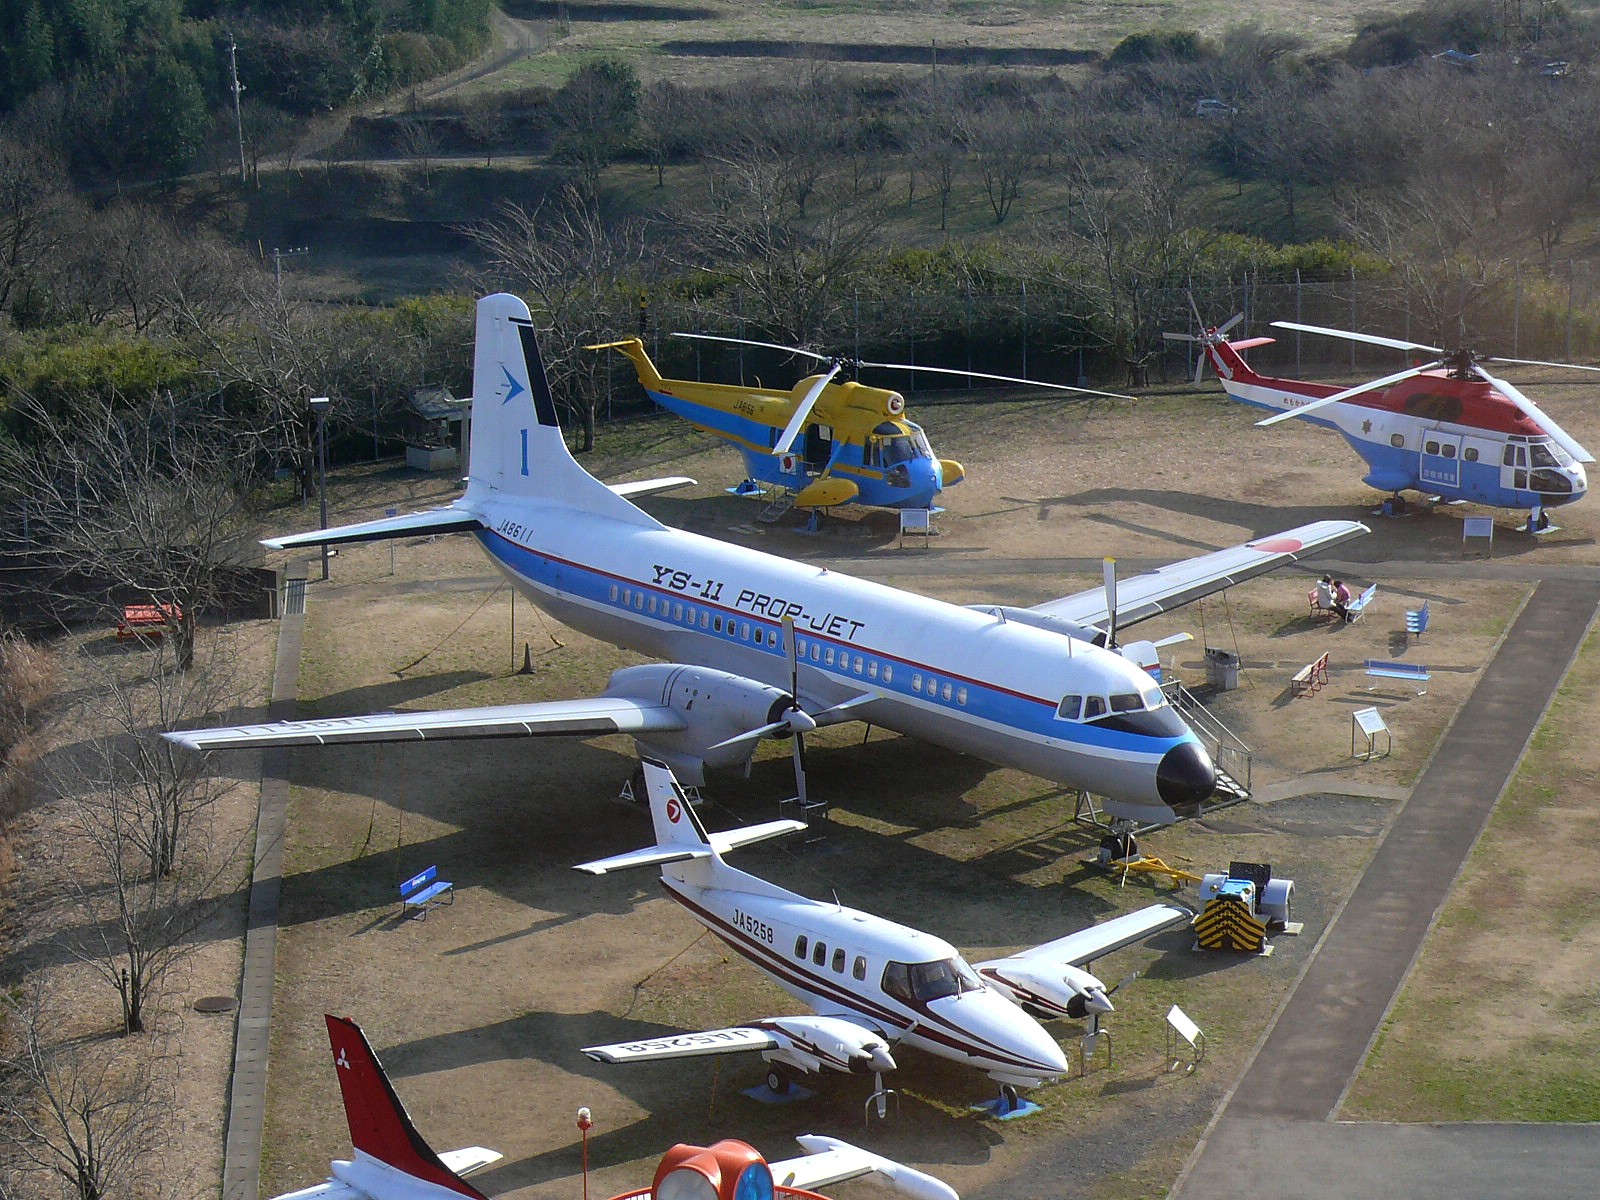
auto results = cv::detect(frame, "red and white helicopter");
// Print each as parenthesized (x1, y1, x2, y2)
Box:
(1174, 315, 1596, 531)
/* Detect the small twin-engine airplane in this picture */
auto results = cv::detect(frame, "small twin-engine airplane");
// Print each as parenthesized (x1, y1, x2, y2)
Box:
(576, 760, 1192, 1116)
(168, 293, 1367, 825)
(1176, 315, 1594, 529)
(274, 1013, 955, 1200)
(590, 333, 1124, 514)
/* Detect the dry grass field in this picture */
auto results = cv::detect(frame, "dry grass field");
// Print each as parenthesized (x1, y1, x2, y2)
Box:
(227, 373, 1600, 1199)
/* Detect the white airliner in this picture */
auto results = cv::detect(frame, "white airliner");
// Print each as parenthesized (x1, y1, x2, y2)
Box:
(276, 1013, 955, 1200)
(167, 293, 1366, 823)
(575, 760, 1192, 1114)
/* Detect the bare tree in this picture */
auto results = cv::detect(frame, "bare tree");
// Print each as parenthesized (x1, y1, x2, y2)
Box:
(0, 983, 172, 1197)
(0, 129, 78, 322)
(49, 633, 246, 1033)
(469, 187, 648, 450)
(964, 102, 1036, 225)
(0, 393, 261, 671)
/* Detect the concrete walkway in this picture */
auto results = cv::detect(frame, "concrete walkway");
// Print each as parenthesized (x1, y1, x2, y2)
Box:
(1172, 577, 1600, 1199)
(220, 565, 306, 1200)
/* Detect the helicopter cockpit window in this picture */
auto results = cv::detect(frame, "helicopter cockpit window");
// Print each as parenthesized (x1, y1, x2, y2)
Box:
(1531, 441, 1564, 469)
(871, 423, 932, 467)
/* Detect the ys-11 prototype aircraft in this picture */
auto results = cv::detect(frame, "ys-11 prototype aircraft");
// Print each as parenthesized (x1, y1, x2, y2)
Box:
(273, 1013, 954, 1200)
(576, 760, 1192, 1116)
(169, 293, 1367, 825)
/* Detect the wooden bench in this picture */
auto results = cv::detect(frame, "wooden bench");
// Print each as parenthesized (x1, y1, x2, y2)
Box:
(1405, 600, 1430, 640)
(399, 865, 454, 920)
(1291, 651, 1330, 697)
(116, 603, 183, 640)
(1345, 584, 1377, 623)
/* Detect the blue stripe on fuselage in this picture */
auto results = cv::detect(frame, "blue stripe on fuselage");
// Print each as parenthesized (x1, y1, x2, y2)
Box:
(472, 529, 1193, 763)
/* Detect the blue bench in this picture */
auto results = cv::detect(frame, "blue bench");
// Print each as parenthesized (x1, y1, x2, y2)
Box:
(1345, 584, 1377, 623)
(1366, 659, 1429, 683)
(399, 865, 454, 920)
(1405, 600, 1430, 640)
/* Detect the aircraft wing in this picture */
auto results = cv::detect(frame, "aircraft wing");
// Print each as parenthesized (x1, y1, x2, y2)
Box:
(263, 506, 483, 550)
(1025, 519, 1369, 632)
(164, 698, 687, 751)
(778, 1137, 959, 1200)
(984, 901, 1193, 969)
(582, 1026, 779, 1064)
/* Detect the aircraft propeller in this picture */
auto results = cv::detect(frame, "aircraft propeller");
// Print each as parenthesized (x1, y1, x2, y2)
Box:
(1258, 320, 1597, 464)
(1162, 302, 1242, 383)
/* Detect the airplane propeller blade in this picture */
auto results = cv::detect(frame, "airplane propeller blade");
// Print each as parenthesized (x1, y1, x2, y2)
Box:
(783, 616, 810, 810)
(1256, 361, 1442, 427)
(1102, 557, 1118, 652)
(1269, 320, 1444, 356)
(1469, 364, 1596, 464)
(773, 363, 842, 456)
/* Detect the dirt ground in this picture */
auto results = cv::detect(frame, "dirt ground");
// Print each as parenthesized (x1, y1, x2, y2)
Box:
(29, 374, 1595, 1200)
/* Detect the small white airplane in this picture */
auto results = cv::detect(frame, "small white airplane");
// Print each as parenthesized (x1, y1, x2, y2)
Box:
(575, 760, 1192, 1115)
(274, 1013, 955, 1200)
(167, 293, 1367, 824)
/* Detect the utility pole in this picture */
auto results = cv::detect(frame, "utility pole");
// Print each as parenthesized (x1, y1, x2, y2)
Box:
(228, 36, 246, 184)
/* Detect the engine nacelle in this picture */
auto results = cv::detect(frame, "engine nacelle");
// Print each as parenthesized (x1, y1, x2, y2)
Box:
(755, 1015, 897, 1077)
(979, 961, 1111, 1021)
(603, 664, 798, 785)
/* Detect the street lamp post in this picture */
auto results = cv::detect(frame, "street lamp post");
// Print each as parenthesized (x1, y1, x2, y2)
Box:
(309, 395, 330, 580)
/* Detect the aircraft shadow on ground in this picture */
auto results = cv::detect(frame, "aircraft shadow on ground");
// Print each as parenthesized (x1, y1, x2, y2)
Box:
(382, 1011, 1004, 1195)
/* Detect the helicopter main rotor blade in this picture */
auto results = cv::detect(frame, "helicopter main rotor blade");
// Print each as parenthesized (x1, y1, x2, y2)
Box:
(1480, 354, 1600, 376)
(1470, 364, 1596, 464)
(1256, 361, 1442, 427)
(855, 359, 1132, 400)
(1270, 320, 1445, 356)
(773, 363, 841, 456)
(671, 332, 831, 363)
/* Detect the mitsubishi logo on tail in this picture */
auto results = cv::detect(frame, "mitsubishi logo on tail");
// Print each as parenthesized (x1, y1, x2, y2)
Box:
(501, 365, 525, 405)
(335, 1047, 351, 1070)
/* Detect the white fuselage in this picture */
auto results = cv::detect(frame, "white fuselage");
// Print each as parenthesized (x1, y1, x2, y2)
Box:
(468, 492, 1213, 817)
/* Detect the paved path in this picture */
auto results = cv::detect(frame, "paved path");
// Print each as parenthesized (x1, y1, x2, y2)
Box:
(1171, 577, 1600, 1200)
(220, 565, 306, 1200)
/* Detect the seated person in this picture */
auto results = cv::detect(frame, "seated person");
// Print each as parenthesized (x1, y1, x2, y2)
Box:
(1314, 575, 1334, 612)
(1332, 579, 1353, 622)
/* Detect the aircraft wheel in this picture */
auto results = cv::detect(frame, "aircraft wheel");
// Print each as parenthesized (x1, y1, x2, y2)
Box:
(1000, 1083, 1020, 1113)
(766, 1067, 792, 1095)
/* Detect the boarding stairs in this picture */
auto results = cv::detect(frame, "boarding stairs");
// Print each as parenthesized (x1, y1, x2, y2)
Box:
(1164, 679, 1252, 808)
(758, 490, 798, 523)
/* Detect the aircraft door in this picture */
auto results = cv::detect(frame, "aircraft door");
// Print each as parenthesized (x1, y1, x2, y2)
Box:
(1500, 441, 1530, 491)
(1419, 433, 1461, 491)
(803, 424, 833, 471)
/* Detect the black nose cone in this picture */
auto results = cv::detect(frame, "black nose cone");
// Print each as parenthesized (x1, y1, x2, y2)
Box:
(1158, 742, 1217, 807)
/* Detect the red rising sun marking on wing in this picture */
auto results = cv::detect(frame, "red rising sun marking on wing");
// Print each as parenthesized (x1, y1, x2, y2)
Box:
(666, 797, 682, 824)
(1247, 537, 1305, 553)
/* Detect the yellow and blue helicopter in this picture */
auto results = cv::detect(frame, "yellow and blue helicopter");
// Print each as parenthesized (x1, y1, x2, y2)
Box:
(591, 333, 1124, 514)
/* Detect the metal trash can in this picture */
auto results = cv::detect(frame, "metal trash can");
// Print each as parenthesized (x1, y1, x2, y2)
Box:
(1205, 647, 1240, 691)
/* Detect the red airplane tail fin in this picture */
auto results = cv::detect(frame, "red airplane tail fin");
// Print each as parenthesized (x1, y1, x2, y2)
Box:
(324, 1015, 490, 1200)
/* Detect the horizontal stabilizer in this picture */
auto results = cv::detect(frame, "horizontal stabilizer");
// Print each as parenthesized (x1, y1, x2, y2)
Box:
(263, 507, 481, 550)
(165, 698, 687, 752)
(611, 476, 697, 500)
(784, 1136, 960, 1200)
(436, 1148, 503, 1178)
(707, 819, 808, 856)
(582, 1025, 777, 1064)
(573, 845, 710, 876)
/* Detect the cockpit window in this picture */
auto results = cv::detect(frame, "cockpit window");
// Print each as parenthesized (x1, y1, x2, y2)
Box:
(1056, 695, 1082, 720)
(1531, 441, 1565, 469)
(1083, 695, 1107, 719)
(884, 958, 982, 1003)
(1109, 692, 1144, 714)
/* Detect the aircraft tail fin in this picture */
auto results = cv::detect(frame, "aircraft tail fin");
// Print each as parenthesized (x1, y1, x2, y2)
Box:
(322, 1015, 492, 1200)
(588, 337, 666, 391)
(573, 760, 803, 879)
(465, 294, 659, 527)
